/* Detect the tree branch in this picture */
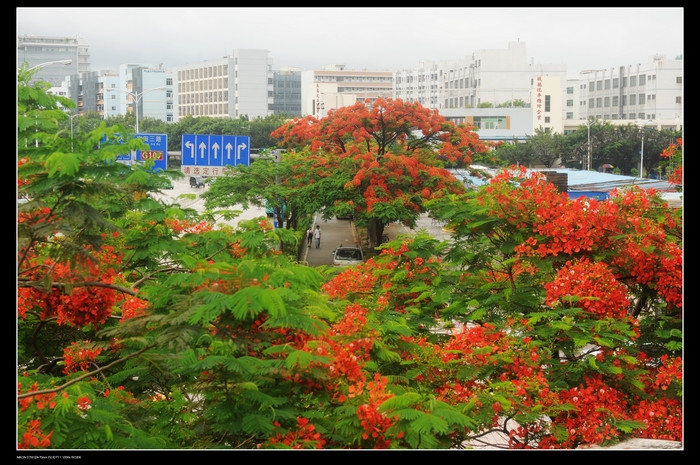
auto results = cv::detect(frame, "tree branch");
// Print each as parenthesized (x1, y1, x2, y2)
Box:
(18, 279, 138, 296)
(18, 344, 155, 399)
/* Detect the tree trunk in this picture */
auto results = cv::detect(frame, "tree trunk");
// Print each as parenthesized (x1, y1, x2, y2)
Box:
(367, 218, 386, 249)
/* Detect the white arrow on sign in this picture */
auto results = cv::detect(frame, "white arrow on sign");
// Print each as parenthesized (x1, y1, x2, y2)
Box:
(225, 142, 233, 160)
(211, 142, 220, 159)
(198, 141, 207, 159)
(185, 140, 195, 159)
(236, 141, 247, 160)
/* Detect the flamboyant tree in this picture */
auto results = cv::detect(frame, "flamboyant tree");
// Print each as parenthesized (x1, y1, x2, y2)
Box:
(17, 69, 682, 451)
(270, 98, 491, 248)
(301, 165, 682, 448)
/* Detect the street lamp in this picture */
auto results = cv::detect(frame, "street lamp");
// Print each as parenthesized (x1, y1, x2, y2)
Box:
(17, 60, 73, 147)
(112, 86, 166, 134)
(22, 59, 73, 72)
(583, 119, 593, 171)
(67, 112, 80, 152)
(636, 119, 655, 178)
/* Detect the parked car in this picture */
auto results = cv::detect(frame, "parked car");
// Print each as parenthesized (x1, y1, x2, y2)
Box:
(189, 176, 205, 188)
(331, 246, 364, 266)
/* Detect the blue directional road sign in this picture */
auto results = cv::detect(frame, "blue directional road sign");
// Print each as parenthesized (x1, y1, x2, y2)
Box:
(103, 133, 167, 172)
(181, 134, 250, 176)
(135, 133, 167, 172)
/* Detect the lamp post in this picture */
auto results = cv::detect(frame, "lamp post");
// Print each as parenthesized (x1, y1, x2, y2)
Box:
(636, 119, 654, 178)
(17, 60, 73, 147)
(68, 112, 80, 152)
(583, 119, 593, 171)
(112, 86, 166, 134)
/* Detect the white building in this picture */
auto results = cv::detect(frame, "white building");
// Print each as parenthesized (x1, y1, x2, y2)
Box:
(98, 64, 174, 126)
(394, 41, 568, 111)
(172, 49, 273, 121)
(17, 34, 89, 86)
(577, 54, 683, 129)
(395, 41, 682, 140)
(300, 64, 393, 118)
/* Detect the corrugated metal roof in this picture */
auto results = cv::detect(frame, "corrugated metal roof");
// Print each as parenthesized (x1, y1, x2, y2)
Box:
(533, 169, 677, 193)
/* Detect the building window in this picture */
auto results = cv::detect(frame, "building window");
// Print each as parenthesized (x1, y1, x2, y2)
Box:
(604, 79, 610, 90)
(544, 117, 550, 123)
(566, 86, 574, 94)
(639, 94, 645, 104)
(613, 78, 619, 88)
(630, 75, 637, 87)
(567, 99, 574, 107)
(676, 76, 682, 84)
(612, 96, 619, 106)
(639, 75, 646, 86)
(596, 80, 602, 91)
(545, 95, 550, 112)
(566, 112, 574, 119)
(630, 94, 636, 105)
(604, 97, 610, 107)
(676, 96, 682, 104)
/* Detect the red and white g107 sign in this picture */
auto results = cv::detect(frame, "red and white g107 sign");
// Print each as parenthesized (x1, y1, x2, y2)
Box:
(140, 150, 164, 161)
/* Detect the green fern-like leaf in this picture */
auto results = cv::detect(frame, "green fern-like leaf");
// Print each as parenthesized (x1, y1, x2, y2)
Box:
(241, 414, 275, 435)
(411, 412, 449, 434)
(378, 392, 421, 411)
(431, 406, 478, 429)
(259, 288, 286, 317)
(45, 151, 81, 177)
(230, 287, 264, 319)
(393, 408, 424, 421)
(189, 355, 229, 371)
(285, 349, 314, 369)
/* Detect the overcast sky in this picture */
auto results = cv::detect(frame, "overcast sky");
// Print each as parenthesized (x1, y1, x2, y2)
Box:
(17, 7, 684, 78)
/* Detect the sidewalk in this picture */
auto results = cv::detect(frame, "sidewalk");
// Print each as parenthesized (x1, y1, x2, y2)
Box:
(303, 214, 359, 267)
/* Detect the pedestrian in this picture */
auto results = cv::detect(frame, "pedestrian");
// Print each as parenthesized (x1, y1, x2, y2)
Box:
(306, 226, 313, 247)
(314, 225, 321, 248)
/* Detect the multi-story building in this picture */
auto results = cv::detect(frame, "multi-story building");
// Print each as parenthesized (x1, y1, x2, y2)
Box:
(562, 79, 585, 125)
(397, 42, 682, 141)
(95, 71, 121, 119)
(300, 65, 393, 118)
(394, 41, 567, 111)
(577, 54, 683, 129)
(172, 49, 273, 121)
(270, 67, 302, 117)
(17, 34, 89, 86)
(23, 34, 681, 143)
(61, 64, 173, 125)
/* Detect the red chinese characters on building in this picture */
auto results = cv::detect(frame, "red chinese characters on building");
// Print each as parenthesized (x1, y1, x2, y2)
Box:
(536, 76, 543, 121)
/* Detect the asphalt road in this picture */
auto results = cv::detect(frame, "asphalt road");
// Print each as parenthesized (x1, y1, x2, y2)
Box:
(152, 176, 267, 229)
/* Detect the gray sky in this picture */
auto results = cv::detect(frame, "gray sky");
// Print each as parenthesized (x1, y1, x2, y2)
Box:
(17, 7, 684, 78)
